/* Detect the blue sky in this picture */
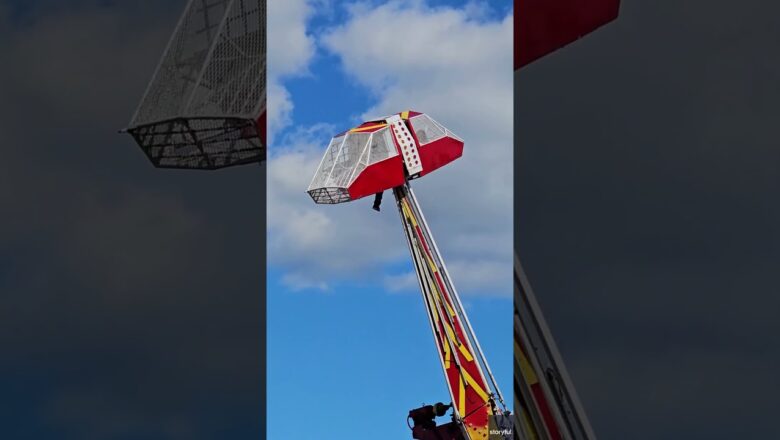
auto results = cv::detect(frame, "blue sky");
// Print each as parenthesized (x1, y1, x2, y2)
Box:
(267, 1, 513, 439)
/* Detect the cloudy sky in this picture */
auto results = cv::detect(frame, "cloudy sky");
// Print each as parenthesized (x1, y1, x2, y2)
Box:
(266, 1, 513, 439)
(518, 1, 780, 438)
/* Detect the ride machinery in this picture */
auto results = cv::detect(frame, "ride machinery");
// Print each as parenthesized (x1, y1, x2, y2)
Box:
(514, 1, 619, 439)
(126, 0, 265, 169)
(307, 112, 512, 440)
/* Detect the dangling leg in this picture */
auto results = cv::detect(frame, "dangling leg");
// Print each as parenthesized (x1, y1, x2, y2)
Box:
(372, 191, 384, 211)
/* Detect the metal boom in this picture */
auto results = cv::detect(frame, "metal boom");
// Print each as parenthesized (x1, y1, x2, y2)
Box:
(514, 259, 596, 440)
(394, 184, 510, 440)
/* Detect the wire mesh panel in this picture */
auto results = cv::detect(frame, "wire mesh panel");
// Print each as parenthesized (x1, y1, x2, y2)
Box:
(409, 114, 446, 145)
(330, 132, 370, 188)
(368, 128, 396, 164)
(307, 127, 403, 204)
(309, 135, 346, 191)
(127, 0, 266, 169)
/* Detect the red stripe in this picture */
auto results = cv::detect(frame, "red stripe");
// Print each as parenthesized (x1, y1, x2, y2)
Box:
(530, 383, 563, 440)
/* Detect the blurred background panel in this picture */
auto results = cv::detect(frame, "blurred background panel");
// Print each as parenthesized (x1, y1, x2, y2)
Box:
(516, 1, 780, 438)
(0, 1, 265, 438)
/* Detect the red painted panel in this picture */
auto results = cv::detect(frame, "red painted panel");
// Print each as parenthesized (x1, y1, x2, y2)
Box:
(347, 156, 406, 201)
(417, 137, 464, 179)
(515, 0, 620, 69)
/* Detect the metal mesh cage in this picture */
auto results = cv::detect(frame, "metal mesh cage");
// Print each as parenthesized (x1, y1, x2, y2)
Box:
(307, 187, 351, 205)
(367, 127, 395, 164)
(307, 128, 398, 204)
(409, 114, 446, 145)
(309, 135, 346, 191)
(127, 0, 266, 169)
(426, 114, 463, 143)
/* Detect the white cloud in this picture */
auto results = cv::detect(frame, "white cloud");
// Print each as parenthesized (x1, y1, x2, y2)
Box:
(269, 1, 513, 297)
(385, 260, 511, 297)
(268, 0, 316, 75)
(384, 271, 420, 293)
(282, 272, 330, 292)
(267, 0, 317, 142)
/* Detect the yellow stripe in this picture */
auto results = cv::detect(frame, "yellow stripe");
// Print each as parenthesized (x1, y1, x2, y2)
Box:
(425, 253, 438, 274)
(420, 252, 459, 332)
(444, 338, 451, 367)
(462, 368, 490, 403)
(349, 123, 386, 132)
(401, 199, 418, 228)
(402, 206, 412, 226)
(424, 284, 450, 369)
(443, 294, 455, 317)
(413, 222, 474, 363)
(427, 272, 474, 363)
(408, 207, 457, 322)
(424, 260, 471, 362)
(443, 318, 474, 362)
(410, 216, 451, 370)
(515, 341, 539, 385)
(458, 377, 466, 417)
(401, 111, 410, 120)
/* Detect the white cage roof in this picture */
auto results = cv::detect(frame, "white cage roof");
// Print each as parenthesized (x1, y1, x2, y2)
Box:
(308, 126, 398, 203)
(127, 0, 265, 169)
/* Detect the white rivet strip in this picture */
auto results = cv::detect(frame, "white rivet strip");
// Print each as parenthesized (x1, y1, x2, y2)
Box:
(386, 114, 423, 176)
